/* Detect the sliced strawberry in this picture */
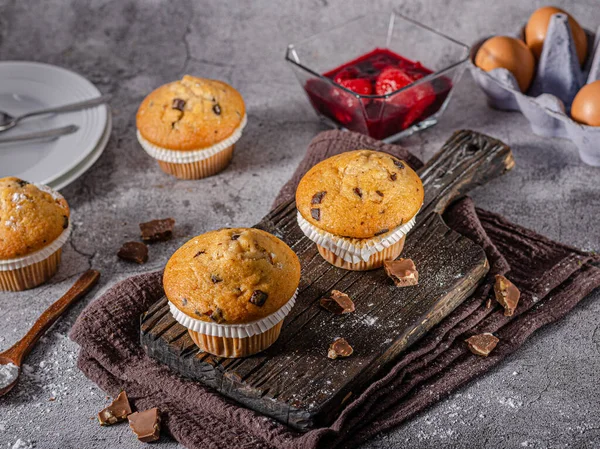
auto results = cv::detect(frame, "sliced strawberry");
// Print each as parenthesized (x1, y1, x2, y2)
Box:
(375, 67, 414, 95)
(396, 82, 436, 129)
(339, 78, 373, 95)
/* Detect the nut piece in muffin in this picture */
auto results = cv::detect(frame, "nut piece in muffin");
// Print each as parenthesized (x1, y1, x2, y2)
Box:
(136, 75, 247, 180)
(295, 150, 424, 270)
(163, 227, 301, 357)
(0, 177, 71, 290)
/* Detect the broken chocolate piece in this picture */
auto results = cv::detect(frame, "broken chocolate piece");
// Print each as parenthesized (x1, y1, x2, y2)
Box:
(139, 218, 175, 242)
(171, 98, 186, 111)
(249, 290, 268, 307)
(384, 258, 419, 287)
(494, 275, 520, 316)
(393, 159, 405, 169)
(98, 391, 132, 426)
(16, 179, 29, 187)
(213, 103, 221, 115)
(311, 191, 327, 204)
(231, 233, 241, 240)
(353, 187, 363, 198)
(117, 242, 148, 264)
(374, 228, 389, 236)
(311, 208, 321, 221)
(128, 408, 161, 443)
(62, 215, 69, 229)
(375, 190, 384, 197)
(328, 338, 353, 359)
(390, 173, 397, 181)
(210, 274, 223, 283)
(208, 307, 225, 323)
(193, 250, 206, 257)
(320, 290, 355, 315)
(465, 333, 499, 357)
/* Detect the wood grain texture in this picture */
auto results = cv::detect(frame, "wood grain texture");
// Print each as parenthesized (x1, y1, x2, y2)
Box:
(141, 130, 513, 430)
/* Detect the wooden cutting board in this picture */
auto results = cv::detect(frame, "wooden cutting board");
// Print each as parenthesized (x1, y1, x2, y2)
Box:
(140, 130, 513, 430)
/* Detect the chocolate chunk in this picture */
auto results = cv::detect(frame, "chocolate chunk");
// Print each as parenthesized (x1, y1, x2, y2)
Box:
(211, 274, 222, 283)
(311, 208, 321, 221)
(328, 338, 353, 359)
(494, 275, 520, 316)
(320, 290, 355, 314)
(16, 179, 29, 187)
(194, 250, 206, 257)
(117, 242, 148, 264)
(384, 258, 419, 287)
(311, 191, 327, 205)
(249, 290, 268, 307)
(171, 98, 186, 111)
(208, 307, 225, 323)
(393, 159, 405, 169)
(62, 215, 69, 229)
(353, 187, 363, 198)
(390, 173, 397, 181)
(98, 391, 132, 426)
(465, 333, 499, 357)
(140, 218, 175, 242)
(213, 103, 221, 115)
(128, 408, 161, 443)
(231, 234, 241, 240)
(375, 190, 384, 197)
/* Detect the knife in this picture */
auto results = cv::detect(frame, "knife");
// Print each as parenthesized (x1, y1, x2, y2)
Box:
(0, 125, 79, 145)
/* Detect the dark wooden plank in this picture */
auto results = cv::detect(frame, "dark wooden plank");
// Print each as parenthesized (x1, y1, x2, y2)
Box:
(140, 129, 513, 430)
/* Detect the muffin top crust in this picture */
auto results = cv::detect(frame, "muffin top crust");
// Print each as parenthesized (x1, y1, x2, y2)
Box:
(0, 177, 70, 259)
(296, 150, 424, 239)
(136, 75, 246, 151)
(163, 228, 301, 325)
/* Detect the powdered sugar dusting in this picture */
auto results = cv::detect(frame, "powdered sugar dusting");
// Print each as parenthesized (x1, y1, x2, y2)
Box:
(0, 362, 19, 388)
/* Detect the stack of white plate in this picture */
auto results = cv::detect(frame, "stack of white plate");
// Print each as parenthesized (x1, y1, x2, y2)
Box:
(0, 61, 111, 191)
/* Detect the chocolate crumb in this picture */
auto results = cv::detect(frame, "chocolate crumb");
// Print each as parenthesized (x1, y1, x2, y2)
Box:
(128, 408, 161, 443)
(16, 179, 29, 187)
(465, 333, 499, 357)
(311, 191, 327, 204)
(249, 290, 268, 307)
(211, 274, 223, 284)
(172, 98, 186, 111)
(374, 228, 389, 236)
(375, 190, 384, 197)
(311, 208, 321, 221)
(117, 242, 148, 264)
(98, 391, 132, 426)
(328, 338, 353, 359)
(213, 103, 221, 115)
(393, 159, 405, 169)
(390, 173, 397, 181)
(62, 215, 69, 229)
(320, 290, 355, 314)
(194, 250, 206, 257)
(384, 258, 418, 287)
(140, 218, 175, 242)
(208, 307, 225, 323)
(494, 275, 520, 316)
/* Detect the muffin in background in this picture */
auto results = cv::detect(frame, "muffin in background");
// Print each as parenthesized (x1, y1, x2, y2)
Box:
(0, 177, 71, 291)
(136, 75, 246, 180)
(163, 227, 301, 358)
(295, 150, 423, 271)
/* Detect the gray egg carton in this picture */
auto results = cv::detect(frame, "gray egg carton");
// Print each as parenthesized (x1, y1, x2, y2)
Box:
(469, 13, 600, 166)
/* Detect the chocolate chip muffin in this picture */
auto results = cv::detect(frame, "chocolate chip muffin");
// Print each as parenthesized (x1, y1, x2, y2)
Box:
(136, 75, 247, 180)
(295, 150, 423, 271)
(0, 177, 71, 290)
(163, 227, 301, 358)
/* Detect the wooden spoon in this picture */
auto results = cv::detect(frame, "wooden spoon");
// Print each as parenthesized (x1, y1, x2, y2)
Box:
(0, 269, 100, 397)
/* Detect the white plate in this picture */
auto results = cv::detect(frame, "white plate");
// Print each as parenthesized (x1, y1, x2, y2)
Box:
(0, 61, 108, 185)
(48, 111, 112, 191)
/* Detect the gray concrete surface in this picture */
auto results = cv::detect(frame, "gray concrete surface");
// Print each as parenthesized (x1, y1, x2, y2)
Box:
(1, 0, 599, 448)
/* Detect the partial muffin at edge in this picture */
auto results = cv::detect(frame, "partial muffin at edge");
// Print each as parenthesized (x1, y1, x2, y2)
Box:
(163, 228, 301, 325)
(296, 150, 423, 239)
(0, 177, 70, 260)
(136, 75, 246, 151)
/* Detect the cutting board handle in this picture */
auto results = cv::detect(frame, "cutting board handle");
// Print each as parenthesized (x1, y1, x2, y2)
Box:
(418, 129, 514, 217)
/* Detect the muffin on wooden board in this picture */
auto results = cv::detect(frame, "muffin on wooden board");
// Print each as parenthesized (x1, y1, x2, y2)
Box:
(296, 150, 424, 270)
(136, 75, 246, 180)
(163, 227, 301, 358)
(0, 177, 71, 291)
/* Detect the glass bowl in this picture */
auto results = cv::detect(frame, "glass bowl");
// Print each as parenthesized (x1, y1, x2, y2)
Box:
(286, 13, 469, 142)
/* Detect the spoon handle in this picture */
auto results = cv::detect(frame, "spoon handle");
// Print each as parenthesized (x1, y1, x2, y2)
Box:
(17, 95, 111, 122)
(2, 270, 100, 365)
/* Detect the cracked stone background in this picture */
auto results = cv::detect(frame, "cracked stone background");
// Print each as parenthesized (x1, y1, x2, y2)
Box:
(0, 0, 599, 448)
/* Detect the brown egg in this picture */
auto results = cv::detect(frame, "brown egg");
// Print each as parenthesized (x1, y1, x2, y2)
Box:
(571, 80, 600, 127)
(475, 36, 536, 92)
(525, 6, 588, 65)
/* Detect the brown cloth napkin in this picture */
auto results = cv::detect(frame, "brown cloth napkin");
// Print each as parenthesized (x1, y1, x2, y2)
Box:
(70, 130, 600, 449)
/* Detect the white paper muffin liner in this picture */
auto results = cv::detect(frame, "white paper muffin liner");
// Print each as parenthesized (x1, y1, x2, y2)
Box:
(137, 114, 247, 164)
(168, 288, 298, 339)
(0, 184, 71, 271)
(297, 212, 417, 264)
